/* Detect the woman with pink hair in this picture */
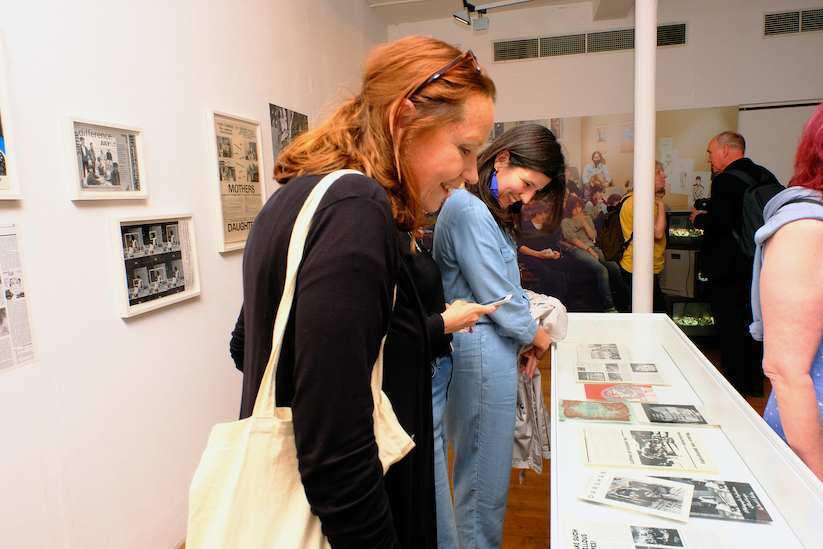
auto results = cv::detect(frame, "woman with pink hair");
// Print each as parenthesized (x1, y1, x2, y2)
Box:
(751, 103, 823, 481)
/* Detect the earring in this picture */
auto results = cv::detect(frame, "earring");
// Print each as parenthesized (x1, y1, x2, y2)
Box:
(490, 172, 499, 198)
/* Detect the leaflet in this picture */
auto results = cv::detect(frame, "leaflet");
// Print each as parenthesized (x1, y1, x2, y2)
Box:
(579, 427, 717, 473)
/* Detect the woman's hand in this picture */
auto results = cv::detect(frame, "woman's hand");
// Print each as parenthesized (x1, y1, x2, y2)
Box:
(521, 327, 552, 379)
(441, 300, 498, 334)
(588, 247, 599, 260)
(519, 348, 539, 379)
(540, 248, 560, 259)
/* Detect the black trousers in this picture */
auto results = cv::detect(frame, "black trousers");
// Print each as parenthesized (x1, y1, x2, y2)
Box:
(618, 265, 667, 313)
(707, 275, 764, 395)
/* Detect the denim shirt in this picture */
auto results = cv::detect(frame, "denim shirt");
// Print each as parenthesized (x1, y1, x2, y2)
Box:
(433, 188, 537, 346)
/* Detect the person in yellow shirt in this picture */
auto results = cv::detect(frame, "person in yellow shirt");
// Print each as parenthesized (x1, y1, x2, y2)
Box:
(618, 161, 668, 312)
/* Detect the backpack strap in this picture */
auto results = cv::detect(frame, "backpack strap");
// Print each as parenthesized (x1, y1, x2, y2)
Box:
(779, 197, 823, 209)
(617, 193, 633, 249)
(724, 167, 769, 188)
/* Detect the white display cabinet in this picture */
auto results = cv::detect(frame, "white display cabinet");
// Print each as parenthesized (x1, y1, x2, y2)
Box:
(550, 313, 823, 548)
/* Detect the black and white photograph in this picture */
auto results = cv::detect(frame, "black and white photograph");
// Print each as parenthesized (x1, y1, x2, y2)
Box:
(0, 307, 8, 337)
(579, 470, 694, 522)
(64, 118, 146, 200)
(111, 214, 200, 318)
(270, 102, 308, 167)
(120, 222, 185, 306)
(577, 371, 607, 381)
(574, 362, 670, 385)
(577, 342, 624, 361)
(639, 404, 710, 425)
(655, 477, 773, 522)
(630, 526, 683, 546)
(209, 111, 266, 252)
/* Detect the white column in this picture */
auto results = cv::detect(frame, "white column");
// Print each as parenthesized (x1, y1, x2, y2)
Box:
(631, 0, 658, 313)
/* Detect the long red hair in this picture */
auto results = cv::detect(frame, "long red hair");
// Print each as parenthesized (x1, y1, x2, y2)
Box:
(274, 36, 496, 231)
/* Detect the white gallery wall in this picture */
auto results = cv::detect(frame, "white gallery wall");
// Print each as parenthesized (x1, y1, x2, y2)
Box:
(0, 1, 385, 548)
(389, 0, 823, 127)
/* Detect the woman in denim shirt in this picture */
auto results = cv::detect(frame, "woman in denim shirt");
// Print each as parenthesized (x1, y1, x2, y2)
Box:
(432, 124, 566, 549)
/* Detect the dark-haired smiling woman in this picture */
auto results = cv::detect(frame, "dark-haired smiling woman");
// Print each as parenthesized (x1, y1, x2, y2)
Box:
(433, 124, 565, 549)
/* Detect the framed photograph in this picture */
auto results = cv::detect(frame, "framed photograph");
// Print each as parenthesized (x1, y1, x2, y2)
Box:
(269, 103, 308, 169)
(64, 117, 147, 200)
(110, 213, 200, 318)
(0, 30, 21, 199)
(207, 110, 266, 252)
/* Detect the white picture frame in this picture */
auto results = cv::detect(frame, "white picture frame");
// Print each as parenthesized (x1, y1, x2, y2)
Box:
(0, 29, 21, 199)
(64, 117, 148, 200)
(207, 110, 266, 252)
(111, 213, 200, 318)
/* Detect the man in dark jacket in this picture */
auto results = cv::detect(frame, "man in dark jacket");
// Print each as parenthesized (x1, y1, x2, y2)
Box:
(689, 131, 776, 398)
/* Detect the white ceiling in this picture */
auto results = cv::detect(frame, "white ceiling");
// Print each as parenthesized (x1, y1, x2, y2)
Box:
(367, 0, 634, 26)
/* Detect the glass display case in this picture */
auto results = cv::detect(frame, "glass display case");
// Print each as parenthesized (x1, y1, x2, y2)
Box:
(667, 209, 704, 250)
(550, 314, 823, 548)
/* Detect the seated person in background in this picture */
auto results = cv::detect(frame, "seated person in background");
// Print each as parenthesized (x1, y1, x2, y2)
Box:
(561, 195, 628, 313)
(618, 161, 668, 312)
(606, 193, 623, 209)
(581, 151, 612, 198)
(585, 182, 608, 235)
(564, 164, 584, 198)
(518, 201, 565, 297)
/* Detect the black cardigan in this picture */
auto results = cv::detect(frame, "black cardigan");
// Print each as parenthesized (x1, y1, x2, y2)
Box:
(230, 173, 435, 549)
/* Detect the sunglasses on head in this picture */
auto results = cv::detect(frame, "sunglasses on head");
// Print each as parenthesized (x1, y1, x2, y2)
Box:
(408, 50, 480, 98)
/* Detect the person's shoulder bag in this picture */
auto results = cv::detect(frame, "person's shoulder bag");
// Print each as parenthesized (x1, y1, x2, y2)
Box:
(186, 169, 415, 549)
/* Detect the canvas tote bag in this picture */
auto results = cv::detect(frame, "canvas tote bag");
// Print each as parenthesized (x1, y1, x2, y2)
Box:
(187, 170, 415, 549)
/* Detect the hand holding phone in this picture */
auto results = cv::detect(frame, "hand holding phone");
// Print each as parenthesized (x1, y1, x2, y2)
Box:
(479, 294, 513, 308)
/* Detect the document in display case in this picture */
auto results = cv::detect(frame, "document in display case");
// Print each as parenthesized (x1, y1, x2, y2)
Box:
(550, 313, 823, 548)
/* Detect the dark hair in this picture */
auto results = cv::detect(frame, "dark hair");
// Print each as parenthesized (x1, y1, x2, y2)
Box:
(564, 194, 585, 218)
(789, 103, 823, 191)
(590, 183, 605, 196)
(274, 36, 496, 232)
(470, 124, 565, 237)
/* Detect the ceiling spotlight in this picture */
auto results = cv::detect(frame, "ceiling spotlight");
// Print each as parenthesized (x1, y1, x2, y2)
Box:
(453, 8, 471, 24)
(454, 1, 475, 25)
(472, 10, 489, 31)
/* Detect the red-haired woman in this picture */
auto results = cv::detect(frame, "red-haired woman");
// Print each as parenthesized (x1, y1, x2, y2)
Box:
(751, 102, 823, 482)
(230, 36, 496, 548)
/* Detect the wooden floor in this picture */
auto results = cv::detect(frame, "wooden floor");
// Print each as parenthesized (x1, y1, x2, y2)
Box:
(498, 342, 770, 549)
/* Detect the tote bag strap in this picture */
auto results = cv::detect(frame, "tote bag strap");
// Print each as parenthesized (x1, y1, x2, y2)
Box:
(253, 169, 362, 418)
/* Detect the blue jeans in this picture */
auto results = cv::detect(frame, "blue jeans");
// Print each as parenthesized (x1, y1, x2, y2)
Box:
(568, 246, 625, 310)
(445, 323, 518, 549)
(432, 355, 458, 548)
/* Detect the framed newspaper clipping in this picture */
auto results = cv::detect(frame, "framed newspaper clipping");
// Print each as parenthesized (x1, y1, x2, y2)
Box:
(111, 213, 200, 318)
(207, 110, 266, 252)
(0, 30, 21, 199)
(64, 117, 147, 200)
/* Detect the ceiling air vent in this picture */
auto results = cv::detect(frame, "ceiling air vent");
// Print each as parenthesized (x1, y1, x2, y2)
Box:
(493, 38, 539, 62)
(802, 8, 823, 32)
(587, 28, 634, 53)
(539, 34, 586, 57)
(765, 11, 800, 35)
(657, 23, 686, 46)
